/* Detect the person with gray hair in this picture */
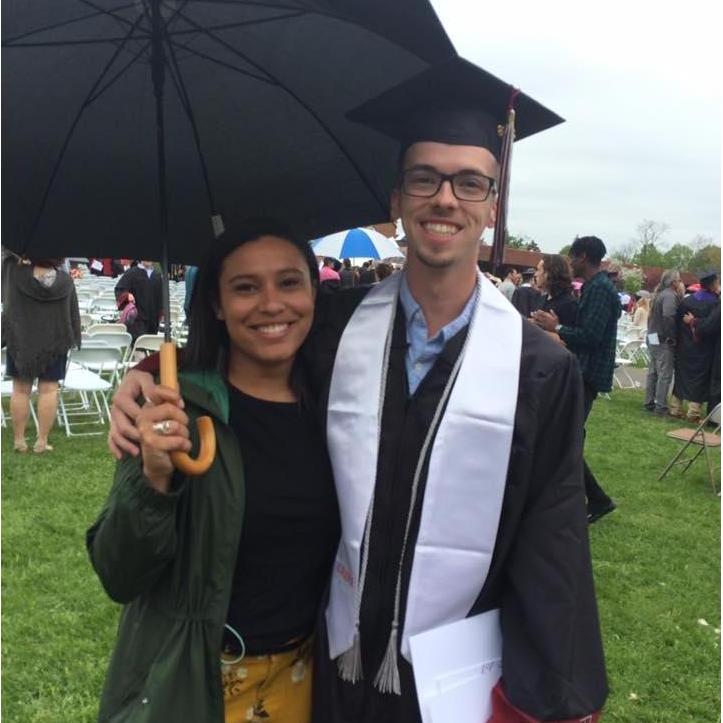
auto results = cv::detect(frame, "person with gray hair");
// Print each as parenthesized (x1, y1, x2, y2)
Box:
(643, 269, 681, 415)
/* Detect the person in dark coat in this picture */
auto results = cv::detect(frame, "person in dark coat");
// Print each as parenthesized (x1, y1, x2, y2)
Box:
(671, 271, 719, 422)
(339, 259, 358, 288)
(510, 267, 542, 318)
(358, 261, 378, 285)
(114, 260, 163, 340)
(89, 222, 339, 723)
(684, 296, 721, 415)
(534, 236, 620, 525)
(305, 65, 606, 723)
(643, 270, 681, 416)
(2, 253, 81, 452)
(533, 254, 577, 326)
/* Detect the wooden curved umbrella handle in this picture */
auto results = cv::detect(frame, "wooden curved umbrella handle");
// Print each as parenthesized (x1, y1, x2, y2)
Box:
(160, 342, 216, 476)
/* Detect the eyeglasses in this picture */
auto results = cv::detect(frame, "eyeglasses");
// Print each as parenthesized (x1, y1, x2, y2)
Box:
(400, 168, 496, 202)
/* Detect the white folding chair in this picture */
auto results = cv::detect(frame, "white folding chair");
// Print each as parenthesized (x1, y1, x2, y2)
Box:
(125, 334, 165, 369)
(87, 322, 128, 334)
(89, 297, 119, 315)
(0, 349, 39, 431)
(83, 333, 131, 384)
(613, 340, 644, 389)
(58, 348, 121, 435)
(0, 380, 40, 432)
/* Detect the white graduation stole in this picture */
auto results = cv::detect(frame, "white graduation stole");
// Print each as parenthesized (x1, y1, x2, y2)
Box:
(325, 271, 522, 666)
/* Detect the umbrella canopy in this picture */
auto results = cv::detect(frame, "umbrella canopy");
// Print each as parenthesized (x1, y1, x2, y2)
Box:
(311, 227, 402, 261)
(2, 0, 456, 265)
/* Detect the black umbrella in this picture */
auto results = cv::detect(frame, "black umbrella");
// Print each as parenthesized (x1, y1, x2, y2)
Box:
(2, 0, 455, 473)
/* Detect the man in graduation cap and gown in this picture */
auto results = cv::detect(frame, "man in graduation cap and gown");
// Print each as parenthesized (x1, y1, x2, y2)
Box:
(107, 57, 607, 723)
(671, 271, 720, 422)
(305, 57, 607, 723)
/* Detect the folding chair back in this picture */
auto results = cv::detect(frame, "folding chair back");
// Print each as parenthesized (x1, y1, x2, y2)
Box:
(125, 334, 165, 369)
(90, 297, 118, 312)
(659, 403, 722, 492)
(711, 404, 721, 427)
(59, 348, 122, 435)
(87, 332, 132, 350)
(133, 334, 164, 355)
(88, 323, 128, 335)
(618, 340, 644, 361)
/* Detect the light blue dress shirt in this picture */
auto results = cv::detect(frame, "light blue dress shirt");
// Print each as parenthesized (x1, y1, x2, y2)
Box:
(399, 274, 477, 395)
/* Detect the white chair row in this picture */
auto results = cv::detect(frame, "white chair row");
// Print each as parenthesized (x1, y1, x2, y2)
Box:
(57, 334, 165, 435)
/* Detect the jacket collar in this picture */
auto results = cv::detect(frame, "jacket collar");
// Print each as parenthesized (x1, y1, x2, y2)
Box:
(178, 369, 230, 424)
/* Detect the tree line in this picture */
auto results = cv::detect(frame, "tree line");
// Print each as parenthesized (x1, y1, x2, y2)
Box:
(556, 220, 720, 276)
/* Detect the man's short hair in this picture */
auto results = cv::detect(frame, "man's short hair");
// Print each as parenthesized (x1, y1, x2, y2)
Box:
(504, 266, 517, 278)
(570, 236, 606, 266)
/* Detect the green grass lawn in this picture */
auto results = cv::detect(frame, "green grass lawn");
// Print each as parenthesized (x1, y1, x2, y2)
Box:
(1, 389, 720, 722)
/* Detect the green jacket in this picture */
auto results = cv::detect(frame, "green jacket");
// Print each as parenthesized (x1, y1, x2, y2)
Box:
(86, 370, 244, 722)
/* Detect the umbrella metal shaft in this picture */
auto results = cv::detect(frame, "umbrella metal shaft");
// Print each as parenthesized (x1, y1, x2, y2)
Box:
(150, 0, 172, 342)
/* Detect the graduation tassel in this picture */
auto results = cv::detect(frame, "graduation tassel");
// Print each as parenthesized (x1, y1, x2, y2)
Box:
(337, 626, 363, 683)
(373, 621, 401, 694)
(490, 89, 519, 278)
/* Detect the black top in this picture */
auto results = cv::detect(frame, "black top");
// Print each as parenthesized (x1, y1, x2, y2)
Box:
(541, 289, 578, 327)
(306, 290, 607, 723)
(225, 384, 339, 653)
(114, 265, 162, 339)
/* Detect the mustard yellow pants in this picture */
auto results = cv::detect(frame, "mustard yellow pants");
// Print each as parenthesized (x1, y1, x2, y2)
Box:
(222, 637, 313, 723)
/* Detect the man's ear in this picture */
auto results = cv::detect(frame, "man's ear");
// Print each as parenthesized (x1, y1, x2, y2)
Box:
(486, 196, 498, 229)
(390, 189, 401, 222)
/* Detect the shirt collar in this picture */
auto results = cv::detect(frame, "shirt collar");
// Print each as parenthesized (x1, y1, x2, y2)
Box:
(399, 272, 477, 343)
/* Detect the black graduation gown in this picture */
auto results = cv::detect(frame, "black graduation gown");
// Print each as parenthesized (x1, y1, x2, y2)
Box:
(695, 300, 721, 410)
(114, 266, 162, 340)
(673, 293, 718, 402)
(304, 289, 607, 723)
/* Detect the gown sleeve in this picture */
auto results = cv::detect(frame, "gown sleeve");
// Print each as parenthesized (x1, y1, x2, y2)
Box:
(496, 352, 608, 720)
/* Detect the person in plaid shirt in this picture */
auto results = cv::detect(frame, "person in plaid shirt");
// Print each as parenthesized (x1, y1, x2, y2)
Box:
(533, 236, 619, 523)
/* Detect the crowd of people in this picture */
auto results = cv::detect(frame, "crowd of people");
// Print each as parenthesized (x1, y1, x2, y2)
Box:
(318, 256, 399, 288)
(483, 257, 720, 428)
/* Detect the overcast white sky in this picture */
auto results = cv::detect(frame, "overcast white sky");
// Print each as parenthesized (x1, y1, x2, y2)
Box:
(428, 0, 721, 254)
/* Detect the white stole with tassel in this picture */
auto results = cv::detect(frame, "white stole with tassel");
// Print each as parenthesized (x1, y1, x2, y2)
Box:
(325, 271, 522, 667)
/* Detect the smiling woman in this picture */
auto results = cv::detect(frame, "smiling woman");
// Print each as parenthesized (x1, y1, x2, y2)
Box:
(86, 219, 339, 723)
(186, 224, 319, 403)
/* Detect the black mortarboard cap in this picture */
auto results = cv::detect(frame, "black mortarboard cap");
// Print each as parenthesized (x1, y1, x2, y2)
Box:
(347, 57, 564, 160)
(699, 269, 718, 283)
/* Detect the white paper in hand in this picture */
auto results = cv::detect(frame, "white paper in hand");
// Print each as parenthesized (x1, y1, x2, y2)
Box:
(410, 609, 502, 723)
